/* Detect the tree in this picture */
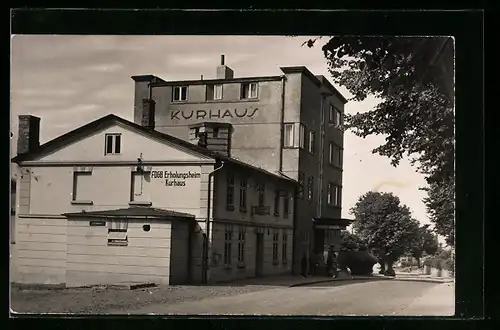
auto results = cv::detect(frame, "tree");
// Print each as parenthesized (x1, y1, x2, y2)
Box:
(351, 191, 421, 276)
(410, 224, 439, 267)
(422, 179, 455, 246)
(304, 37, 455, 246)
(340, 230, 367, 252)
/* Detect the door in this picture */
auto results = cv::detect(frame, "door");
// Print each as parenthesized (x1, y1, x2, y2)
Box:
(255, 233, 264, 277)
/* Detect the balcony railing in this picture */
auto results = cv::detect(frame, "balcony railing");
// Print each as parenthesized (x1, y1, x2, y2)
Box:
(251, 205, 270, 216)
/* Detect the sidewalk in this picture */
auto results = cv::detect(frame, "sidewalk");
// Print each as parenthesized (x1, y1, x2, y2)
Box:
(214, 273, 392, 288)
(404, 282, 455, 316)
(394, 272, 455, 283)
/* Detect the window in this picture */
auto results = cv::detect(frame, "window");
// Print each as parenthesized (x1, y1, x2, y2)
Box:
(272, 232, 279, 264)
(328, 143, 334, 164)
(299, 124, 306, 149)
(329, 143, 343, 168)
(307, 176, 314, 201)
(335, 146, 343, 168)
(257, 183, 266, 207)
(284, 123, 295, 147)
(213, 128, 219, 138)
(274, 189, 280, 216)
(227, 174, 235, 210)
(108, 219, 128, 246)
(224, 225, 233, 266)
(237, 228, 246, 264)
(72, 167, 93, 204)
(239, 177, 247, 212)
(329, 105, 335, 123)
(173, 86, 188, 102)
(334, 108, 343, 127)
(241, 82, 258, 99)
(282, 231, 288, 263)
(333, 185, 342, 207)
(298, 172, 305, 199)
(206, 84, 223, 100)
(105, 134, 121, 155)
(327, 183, 334, 205)
(308, 130, 315, 154)
(130, 171, 151, 204)
(283, 193, 290, 218)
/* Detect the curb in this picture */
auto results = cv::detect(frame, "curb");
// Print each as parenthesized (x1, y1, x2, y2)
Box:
(289, 276, 391, 287)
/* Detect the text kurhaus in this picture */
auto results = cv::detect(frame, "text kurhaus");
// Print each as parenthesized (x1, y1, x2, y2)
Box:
(171, 108, 259, 120)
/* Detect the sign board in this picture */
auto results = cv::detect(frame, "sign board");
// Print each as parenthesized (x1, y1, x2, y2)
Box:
(150, 170, 201, 187)
(89, 220, 106, 227)
(315, 225, 344, 230)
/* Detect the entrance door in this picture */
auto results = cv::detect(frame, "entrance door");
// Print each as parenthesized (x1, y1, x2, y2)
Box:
(255, 233, 264, 277)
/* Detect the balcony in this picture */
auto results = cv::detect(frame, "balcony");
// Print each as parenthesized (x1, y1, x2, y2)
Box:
(251, 205, 270, 216)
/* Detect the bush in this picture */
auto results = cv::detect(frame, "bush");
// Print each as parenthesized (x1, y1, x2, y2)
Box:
(423, 257, 454, 271)
(337, 251, 378, 275)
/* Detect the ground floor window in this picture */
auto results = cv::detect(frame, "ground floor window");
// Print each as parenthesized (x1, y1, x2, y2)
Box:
(272, 231, 279, 264)
(224, 224, 233, 266)
(237, 226, 246, 266)
(107, 219, 128, 246)
(282, 231, 288, 264)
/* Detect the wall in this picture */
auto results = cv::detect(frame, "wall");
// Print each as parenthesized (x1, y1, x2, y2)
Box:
(149, 79, 285, 172)
(26, 165, 204, 218)
(36, 123, 212, 164)
(13, 216, 67, 285)
(66, 218, 172, 287)
(169, 219, 190, 284)
(209, 222, 293, 282)
(207, 164, 295, 282)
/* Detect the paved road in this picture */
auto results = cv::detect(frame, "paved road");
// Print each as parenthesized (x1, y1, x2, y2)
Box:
(124, 280, 455, 316)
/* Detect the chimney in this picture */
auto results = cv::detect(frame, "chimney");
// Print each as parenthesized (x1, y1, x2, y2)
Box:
(216, 54, 234, 80)
(140, 99, 156, 130)
(188, 122, 232, 157)
(17, 115, 41, 155)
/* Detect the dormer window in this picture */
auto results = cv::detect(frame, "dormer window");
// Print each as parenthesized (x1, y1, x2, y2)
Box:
(105, 134, 121, 155)
(173, 86, 188, 102)
(241, 82, 258, 99)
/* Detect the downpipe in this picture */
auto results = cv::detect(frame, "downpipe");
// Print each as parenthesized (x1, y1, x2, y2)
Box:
(202, 161, 225, 285)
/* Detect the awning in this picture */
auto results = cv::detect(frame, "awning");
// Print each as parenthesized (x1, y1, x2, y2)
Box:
(312, 217, 354, 230)
(63, 207, 196, 220)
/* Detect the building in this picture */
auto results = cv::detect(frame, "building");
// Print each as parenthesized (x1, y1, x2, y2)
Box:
(11, 113, 296, 287)
(131, 56, 352, 274)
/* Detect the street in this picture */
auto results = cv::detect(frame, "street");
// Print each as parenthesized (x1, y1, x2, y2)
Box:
(115, 280, 455, 316)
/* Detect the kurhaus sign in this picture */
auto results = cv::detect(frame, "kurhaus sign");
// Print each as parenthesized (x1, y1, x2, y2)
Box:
(151, 170, 201, 187)
(171, 108, 259, 120)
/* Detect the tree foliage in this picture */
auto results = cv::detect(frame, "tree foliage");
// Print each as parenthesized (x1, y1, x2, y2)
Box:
(305, 36, 455, 245)
(411, 224, 439, 266)
(340, 230, 367, 252)
(351, 191, 420, 262)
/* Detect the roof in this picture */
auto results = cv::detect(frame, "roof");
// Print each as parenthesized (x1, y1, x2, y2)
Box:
(279, 66, 348, 104)
(134, 67, 348, 104)
(11, 114, 297, 185)
(313, 217, 354, 227)
(148, 75, 283, 87)
(63, 207, 195, 219)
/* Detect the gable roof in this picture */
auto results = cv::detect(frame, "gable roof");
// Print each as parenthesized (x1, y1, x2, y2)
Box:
(11, 114, 297, 185)
(63, 207, 195, 219)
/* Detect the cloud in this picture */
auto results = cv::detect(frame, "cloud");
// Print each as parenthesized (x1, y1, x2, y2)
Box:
(83, 63, 124, 72)
(10, 35, 434, 225)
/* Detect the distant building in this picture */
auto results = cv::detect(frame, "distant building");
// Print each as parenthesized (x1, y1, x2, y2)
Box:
(11, 114, 296, 286)
(131, 56, 352, 274)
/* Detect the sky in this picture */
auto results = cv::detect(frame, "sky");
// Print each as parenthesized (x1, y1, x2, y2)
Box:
(10, 35, 433, 231)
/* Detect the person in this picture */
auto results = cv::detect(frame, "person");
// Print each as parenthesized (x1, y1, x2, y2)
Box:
(309, 252, 318, 276)
(326, 248, 334, 277)
(301, 253, 308, 278)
